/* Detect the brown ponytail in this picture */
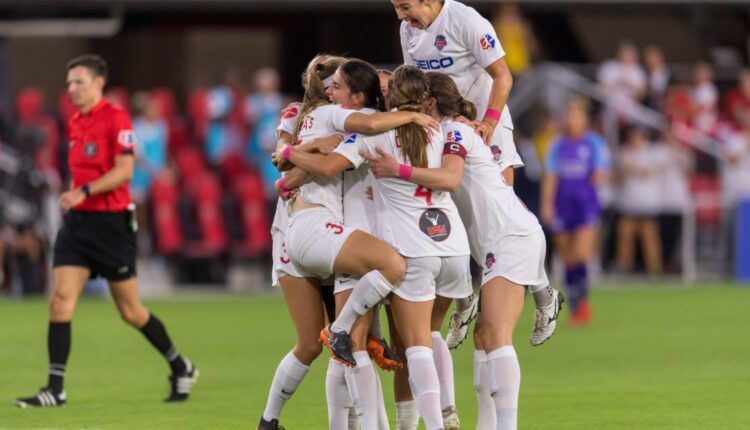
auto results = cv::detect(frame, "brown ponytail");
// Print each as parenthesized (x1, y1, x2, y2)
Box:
(292, 55, 347, 144)
(426, 72, 476, 121)
(388, 66, 430, 168)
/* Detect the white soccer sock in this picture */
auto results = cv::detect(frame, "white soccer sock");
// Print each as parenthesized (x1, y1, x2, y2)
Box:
(474, 349, 497, 430)
(373, 367, 390, 430)
(431, 331, 455, 410)
(487, 346, 521, 430)
(262, 351, 310, 422)
(405, 346, 443, 430)
(348, 407, 360, 430)
(345, 351, 381, 430)
(395, 400, 420, 430)
(327, 358, 355, 430)
(331, 271, 393, 334)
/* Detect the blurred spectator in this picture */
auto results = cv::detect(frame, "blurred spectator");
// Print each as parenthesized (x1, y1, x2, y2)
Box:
(655, 129, 692, 272)
(690, 61, 718, 134)
(541, 97, 610, 324)
(722, 125, 750, 208)
(663, 82, 693, 126)
(131, 91, 168, 205)
(723, 68, 750, 130)
(615, 127, 663, 274)
(598, 42, 647, 120)
(643, 45, 670, 111)
(245, 68, 283, 197)
(532, 110, 560, 164)
(206, 65, 246, 165)
(492, 3, 537, 76)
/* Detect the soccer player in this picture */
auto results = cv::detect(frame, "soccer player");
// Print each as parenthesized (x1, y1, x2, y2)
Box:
(392, 0, 558, 351)
(15, 55, 196, 408)
(364, 72, 559, 430)
(281, 65, 472, 430)
(541, 97, 610, 325)
(259, 55, 348, 430)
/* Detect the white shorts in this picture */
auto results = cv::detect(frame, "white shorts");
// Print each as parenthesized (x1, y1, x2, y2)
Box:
(394, 255, 471, 302)
(270, 229, 305, 287)
(334, 274, 358, 295)
(286, 208, 356, 280)
(480, 230, 549, 290)
(491, 125, 524, 172)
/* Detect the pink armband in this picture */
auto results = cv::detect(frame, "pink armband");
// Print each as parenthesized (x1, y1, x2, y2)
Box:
(484, 108, 501, 122)
(282, 146, 294, 161)
(398, 164, 413, 180)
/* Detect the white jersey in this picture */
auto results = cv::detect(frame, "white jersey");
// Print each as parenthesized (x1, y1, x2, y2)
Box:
(295, 104, 359, 221)
(341, 108, 378, 234)
(400, 0, 512, 130)
(441, 119, 540, 263)
(336, 127, 469, 258)
(271, 102, 302, 234)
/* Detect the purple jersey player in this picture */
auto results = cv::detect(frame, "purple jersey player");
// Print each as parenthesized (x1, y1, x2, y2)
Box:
(541, 98, 610, 325)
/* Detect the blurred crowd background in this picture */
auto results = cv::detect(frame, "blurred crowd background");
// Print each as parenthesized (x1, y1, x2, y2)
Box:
(0, 0, 749, 296)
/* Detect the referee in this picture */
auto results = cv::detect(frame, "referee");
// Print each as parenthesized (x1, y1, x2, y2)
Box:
(16, 55, 197, 408)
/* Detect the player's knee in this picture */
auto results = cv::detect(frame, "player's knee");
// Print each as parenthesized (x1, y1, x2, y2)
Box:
(479, 320, 512, 351)
(49, 290, 75, 319)
(295, 339, 322, 364)
(117, 303, 147, 327)
(381, 252, 406, 284)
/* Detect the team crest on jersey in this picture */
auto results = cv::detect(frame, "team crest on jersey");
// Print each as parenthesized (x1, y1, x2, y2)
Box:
(419, 208, 451, 242)
(480, 34, 496, 50)
(344, 133, 357, 144)
(446, 130, 462, 142)
(490, 145, 502, 162)
(485, 253, 496, 269)
(434, 35, 448, 51)
(84, 141, 98, 158)
(282, 105, 299, 119)
(117, 130, 136, 147)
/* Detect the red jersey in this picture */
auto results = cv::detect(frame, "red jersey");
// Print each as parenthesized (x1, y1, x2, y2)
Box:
(67, 99, 135, 211)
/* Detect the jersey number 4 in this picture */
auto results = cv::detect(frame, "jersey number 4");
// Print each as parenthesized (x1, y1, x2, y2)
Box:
(414, 185, 433, 205)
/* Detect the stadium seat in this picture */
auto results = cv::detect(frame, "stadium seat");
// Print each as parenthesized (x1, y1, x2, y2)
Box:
(187, 88, 210, 146)
(183, 171, 229, 257)
(229, 171, 271, 258)
(150, 173, 184, 255)
(105, 87, 131, 111)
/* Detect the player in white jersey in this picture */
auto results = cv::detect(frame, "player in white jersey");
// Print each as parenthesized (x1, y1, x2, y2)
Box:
(281, 66, 471, 430)
(259, 55, 352, 430)
(394, 0, 522, 182)
(276, 57, 443, 376)
(364, 73, 563, 430)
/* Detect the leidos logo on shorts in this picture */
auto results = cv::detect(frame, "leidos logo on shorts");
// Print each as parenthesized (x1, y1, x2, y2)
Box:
(419, 209, 451, 242)
(480, 34, 496, 50)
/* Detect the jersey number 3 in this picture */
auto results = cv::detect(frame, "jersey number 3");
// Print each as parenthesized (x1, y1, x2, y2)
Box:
(414, 185, 433, 205)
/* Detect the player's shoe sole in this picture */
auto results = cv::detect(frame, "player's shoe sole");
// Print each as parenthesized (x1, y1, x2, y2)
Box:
(366, 335, 403, 371)
(530, 289, 564, 346)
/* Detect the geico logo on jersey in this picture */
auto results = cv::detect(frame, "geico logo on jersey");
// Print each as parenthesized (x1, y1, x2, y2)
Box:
(415, 57, 455, 70)
(447, 130, 462, 142)
(343, 133, 357, 144)
(480, 34, 496, 50)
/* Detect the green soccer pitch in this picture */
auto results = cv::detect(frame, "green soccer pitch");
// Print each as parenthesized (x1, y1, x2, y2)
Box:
(1, 282, 748, 429)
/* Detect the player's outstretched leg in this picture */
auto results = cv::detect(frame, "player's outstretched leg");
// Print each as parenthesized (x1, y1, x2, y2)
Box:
(110, 277, 197, 402)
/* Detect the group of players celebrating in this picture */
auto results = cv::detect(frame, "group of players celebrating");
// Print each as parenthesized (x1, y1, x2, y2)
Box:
(259, 1, 565, 429)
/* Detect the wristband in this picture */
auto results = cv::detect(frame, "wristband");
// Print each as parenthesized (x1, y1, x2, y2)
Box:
(82, 184, 91, 197)
(398, 164, 413, 180)
(282, 146, 294, 161)
(484, 108, 501, 122)
(278, 178, 290, 194)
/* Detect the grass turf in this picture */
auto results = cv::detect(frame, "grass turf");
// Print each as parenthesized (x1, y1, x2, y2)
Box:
(1, 283, 749, 429)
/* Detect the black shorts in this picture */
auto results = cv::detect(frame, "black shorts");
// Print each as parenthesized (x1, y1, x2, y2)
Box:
(53, 210, 137, 281)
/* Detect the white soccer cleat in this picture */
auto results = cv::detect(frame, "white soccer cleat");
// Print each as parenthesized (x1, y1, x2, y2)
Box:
(442, 406, 461, 430)
(530, 288, 565, 346)
(446, 297, 478, 349)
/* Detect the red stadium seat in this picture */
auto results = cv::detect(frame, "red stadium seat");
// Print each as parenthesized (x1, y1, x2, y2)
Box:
(184, 171, 229, 257)
(187, 88, 210, 145)
(17, 87, 61, 180)
(150, 173, 184, 255)
(105, 87, 131, 111)
(57, 91, 77, 126)
(230, 171, 271, 258)
(690, 175, 722, 226)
